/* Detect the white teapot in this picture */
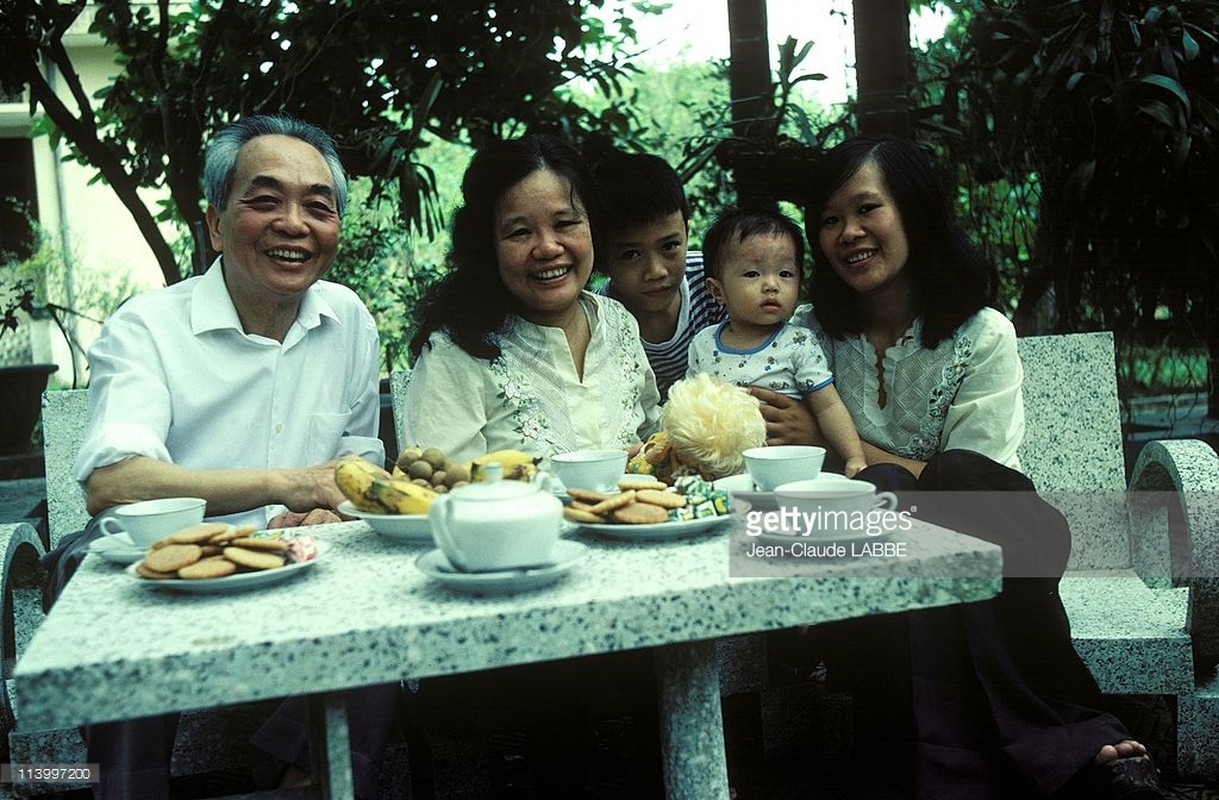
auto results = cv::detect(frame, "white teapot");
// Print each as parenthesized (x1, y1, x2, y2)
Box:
(429, 463, 563, 572)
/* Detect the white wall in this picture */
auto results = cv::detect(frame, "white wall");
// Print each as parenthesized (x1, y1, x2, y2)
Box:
(0, 12, 175, 386)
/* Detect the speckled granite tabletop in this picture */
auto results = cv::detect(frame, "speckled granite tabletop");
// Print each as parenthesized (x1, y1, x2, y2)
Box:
(15, 518, 1000, 732)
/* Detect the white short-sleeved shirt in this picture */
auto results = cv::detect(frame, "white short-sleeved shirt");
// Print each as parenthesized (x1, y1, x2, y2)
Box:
(75, 258, 384, 527)
(402, 292, 661, 465)
(792, 304, 1024, 470)
(599, 252, 724, 400)
(686, 321, 833, 399)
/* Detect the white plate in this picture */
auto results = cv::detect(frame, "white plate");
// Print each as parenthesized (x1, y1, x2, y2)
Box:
(415, 540, 588, 595)
(87, 532, 145, 566)
(573, 501, 748, 542)
(338, 500, 432, 543)
(127, 540, 331, 594)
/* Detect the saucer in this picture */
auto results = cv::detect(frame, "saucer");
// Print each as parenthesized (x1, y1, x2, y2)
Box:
(712, 473, 773, 510)
(415, 540, 587, 595)
(87, 532, 145, 565)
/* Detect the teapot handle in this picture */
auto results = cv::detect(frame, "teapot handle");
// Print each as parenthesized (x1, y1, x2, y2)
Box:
(428, 495, 468, 570)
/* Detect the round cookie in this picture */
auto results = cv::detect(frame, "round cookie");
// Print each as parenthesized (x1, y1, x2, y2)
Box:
(230, 537, 289, 553)
(178, 557, 239, 580)
(135, 562, 176, 580)
(566, 487, 610, 504)
(609, 502, 670, 525)
(563, 506, 605, 524)
(224, 546, 285, 571)
(587, 490, 636, 516)
(143, 543, 203, 573)
(618, 478, 668, 492)
(165, 522, 231, 545)
(635, 489, 686, 509)
(207, 525, 252, 545)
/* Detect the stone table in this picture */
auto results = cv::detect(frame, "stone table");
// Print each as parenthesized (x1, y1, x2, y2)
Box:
(16, 518, 1001, 799)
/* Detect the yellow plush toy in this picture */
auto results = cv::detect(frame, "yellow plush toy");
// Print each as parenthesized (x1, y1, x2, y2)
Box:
(628, 373, 767, 482)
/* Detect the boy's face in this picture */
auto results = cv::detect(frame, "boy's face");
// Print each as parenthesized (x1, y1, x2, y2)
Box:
(600, 210, 688, 316)
(707, 231, 800, 331)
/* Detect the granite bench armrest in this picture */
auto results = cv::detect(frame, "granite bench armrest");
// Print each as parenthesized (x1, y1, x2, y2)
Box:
(1127, 438, 1219, 677)
(1, 522, 48, 734)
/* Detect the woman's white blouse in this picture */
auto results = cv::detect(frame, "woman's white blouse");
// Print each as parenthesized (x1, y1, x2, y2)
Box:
(403, 292, 661, 464)
(792, 304, 1025, 470)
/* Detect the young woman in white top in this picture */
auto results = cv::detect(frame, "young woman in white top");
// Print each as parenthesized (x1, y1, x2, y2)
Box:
(754, 136, 1163, 800)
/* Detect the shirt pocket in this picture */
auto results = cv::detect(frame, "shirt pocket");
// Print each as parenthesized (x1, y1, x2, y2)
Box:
(307, 412, 349, 463)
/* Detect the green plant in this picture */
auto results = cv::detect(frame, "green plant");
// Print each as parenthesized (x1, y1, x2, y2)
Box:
(0, 215, 133, 385)
(328, 178, 449, 375)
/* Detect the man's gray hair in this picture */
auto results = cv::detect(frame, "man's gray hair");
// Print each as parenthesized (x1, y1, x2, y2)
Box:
(202, 114, 349, 216)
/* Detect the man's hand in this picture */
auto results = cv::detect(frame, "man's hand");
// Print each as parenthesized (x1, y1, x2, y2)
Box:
(747, 386, 822, 446)
(269, 508, 343, 528)
(279, 460, 348, 513)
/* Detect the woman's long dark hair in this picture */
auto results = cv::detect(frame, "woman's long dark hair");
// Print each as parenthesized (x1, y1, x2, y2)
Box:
(805, 136, 996, 347)
(409, 134, 598, 360)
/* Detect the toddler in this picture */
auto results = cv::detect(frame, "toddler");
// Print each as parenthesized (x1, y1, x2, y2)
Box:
(687, 209, 866, 476)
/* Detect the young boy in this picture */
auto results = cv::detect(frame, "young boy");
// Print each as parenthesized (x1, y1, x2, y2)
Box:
(593, 151, 725, 400)
(688, 209, 867, 477)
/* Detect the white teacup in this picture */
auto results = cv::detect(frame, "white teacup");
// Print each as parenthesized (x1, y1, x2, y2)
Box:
(742, 445, 826, 491)
(99, 496, 207, 548)
(550, 449, 628, 492)
(773, 479, 898, 539)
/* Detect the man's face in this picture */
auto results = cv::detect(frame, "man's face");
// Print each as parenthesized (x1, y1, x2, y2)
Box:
(599, 210, 688, 316)
(206, 134, 340, 313)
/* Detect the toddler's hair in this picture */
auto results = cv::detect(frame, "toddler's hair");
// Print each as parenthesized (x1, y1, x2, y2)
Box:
(702, 208, 804, 280)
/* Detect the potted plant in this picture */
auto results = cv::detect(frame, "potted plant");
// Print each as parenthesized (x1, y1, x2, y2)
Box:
(1, 241, 58, 456)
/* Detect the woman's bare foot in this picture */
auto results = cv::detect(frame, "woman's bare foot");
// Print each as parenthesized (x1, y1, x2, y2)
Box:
(278, 764, 312, 789)
(1094, 739, 1149, 765)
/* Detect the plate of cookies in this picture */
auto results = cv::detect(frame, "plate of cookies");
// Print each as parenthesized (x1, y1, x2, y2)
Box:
(125, 522, 328, 593)
(563, 476, 741, 541)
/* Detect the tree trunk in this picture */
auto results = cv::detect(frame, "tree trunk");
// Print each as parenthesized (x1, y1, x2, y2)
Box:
(726, 0, 774, 141)
(852, 0, 912, 137)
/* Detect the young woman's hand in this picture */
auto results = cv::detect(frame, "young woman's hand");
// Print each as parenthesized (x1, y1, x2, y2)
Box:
(747, 386, 824, 446)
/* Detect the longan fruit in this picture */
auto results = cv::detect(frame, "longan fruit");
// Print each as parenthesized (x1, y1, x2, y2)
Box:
(397, 446, 424, 468)
(421, 447, 447, 469)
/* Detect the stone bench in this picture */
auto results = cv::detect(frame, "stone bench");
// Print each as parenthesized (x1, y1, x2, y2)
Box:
(711, 332, 1219, 782)
(1021, 332, 1218, 781)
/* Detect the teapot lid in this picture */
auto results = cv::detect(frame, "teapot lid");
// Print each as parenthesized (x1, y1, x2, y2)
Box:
(451, 462, 538, 500)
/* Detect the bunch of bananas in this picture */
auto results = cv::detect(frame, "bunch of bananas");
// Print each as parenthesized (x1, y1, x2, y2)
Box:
(466, 449, 542, 482)
(335, 458, 437, 516)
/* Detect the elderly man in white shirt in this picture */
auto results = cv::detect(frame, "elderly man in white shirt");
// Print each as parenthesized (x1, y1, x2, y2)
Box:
(45, 114, 395, 800)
